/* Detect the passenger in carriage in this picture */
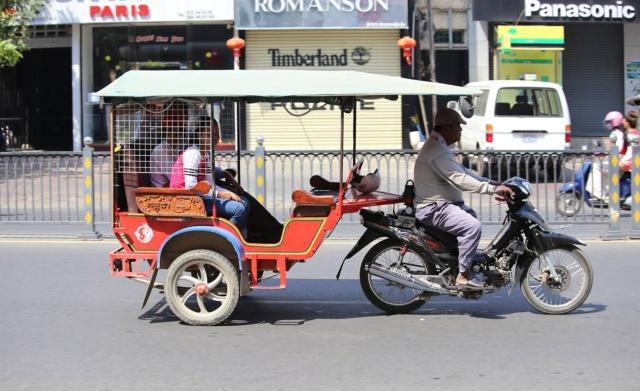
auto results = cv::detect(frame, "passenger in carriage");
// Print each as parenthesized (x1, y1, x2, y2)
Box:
(210, 120, 284, 243)
(169, 117, 250, 233)
(150, 102, 187, 187)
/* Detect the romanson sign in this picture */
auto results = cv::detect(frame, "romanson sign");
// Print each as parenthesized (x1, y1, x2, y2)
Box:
(255, 0, 390, 13)
(236, 0, 407, 29)
(473, 0, 640, 23)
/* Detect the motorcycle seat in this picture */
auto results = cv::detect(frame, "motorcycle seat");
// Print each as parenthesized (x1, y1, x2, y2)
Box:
(416, 221, 458, 251)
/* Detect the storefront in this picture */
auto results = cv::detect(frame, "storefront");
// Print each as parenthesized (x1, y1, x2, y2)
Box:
(25, 0, 234, 151)
(235, 0, 408, 150)
(472, 0, 640, 138)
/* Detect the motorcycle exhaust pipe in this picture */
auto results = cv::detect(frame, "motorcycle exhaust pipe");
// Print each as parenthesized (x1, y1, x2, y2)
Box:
(366, 264, 450, 295)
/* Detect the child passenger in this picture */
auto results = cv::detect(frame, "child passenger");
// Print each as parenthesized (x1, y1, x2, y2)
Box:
(169, 117, 249, 233)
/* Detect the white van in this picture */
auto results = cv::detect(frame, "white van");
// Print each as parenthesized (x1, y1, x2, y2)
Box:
(459, 80, 571, 151)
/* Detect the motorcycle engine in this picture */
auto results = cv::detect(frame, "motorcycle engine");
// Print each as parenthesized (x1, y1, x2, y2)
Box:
(491, 240, 525, 287)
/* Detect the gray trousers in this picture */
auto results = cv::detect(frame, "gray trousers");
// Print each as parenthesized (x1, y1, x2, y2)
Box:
(415, 201, 481, 274)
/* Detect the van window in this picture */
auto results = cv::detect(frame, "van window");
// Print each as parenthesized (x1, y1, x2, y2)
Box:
(495, 88, 563, 117)
(473, 90, 489, 117)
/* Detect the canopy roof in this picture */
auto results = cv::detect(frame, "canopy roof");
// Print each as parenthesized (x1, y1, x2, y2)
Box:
(96, 70, 479, 102)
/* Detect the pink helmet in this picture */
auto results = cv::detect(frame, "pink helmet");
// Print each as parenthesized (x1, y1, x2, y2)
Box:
(604, 111, 624, 130)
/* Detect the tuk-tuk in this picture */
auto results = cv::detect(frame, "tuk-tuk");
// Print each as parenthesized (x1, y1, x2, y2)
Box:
(97, 70, 477, 325)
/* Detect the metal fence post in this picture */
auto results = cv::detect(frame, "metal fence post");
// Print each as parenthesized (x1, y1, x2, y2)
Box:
(255, 136, 266, 206)
(601, 145, 626, 240)
(629, 145, 640, 239)
(80, 142, 101, 240)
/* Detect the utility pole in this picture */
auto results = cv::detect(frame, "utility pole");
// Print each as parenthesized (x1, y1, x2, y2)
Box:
(426, 0, 437, 121)
(413, 2, 428, 134)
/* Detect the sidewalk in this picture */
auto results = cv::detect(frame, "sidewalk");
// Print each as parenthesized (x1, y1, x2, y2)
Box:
(0, 220, 634, 241)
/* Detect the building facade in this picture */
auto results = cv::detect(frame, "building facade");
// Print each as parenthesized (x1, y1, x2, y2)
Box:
(471, 0, 640, 137)
(235, 0, 409, 150)
(1, 0, 234, 151)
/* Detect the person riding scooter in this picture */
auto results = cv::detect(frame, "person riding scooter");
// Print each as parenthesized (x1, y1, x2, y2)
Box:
(586, 111, 625, 203)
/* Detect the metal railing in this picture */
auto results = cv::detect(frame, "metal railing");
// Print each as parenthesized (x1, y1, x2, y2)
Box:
(0, 152, 111, 223)
(0, 148, 627, 230)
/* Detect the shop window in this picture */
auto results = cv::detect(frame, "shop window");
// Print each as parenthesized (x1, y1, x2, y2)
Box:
(29, 25, 72, 38)
(90, 25, 235, 145)
(434, 29, 466, 47)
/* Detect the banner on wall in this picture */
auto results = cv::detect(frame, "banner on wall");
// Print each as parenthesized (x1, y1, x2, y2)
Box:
(496, 26, 564, 83)
(31, 0, 234, 25)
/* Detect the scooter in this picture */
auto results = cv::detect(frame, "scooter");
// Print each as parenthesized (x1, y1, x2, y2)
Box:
(556, 159, 631, 217)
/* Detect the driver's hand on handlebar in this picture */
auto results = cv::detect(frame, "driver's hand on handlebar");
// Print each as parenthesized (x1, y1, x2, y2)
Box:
(494, 185, 514, 202)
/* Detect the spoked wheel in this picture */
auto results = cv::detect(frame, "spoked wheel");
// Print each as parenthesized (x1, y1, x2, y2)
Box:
(165, 250, 239, 326)
(521, 246, 593, 315)
(556, 192, 582, 217)
(360, 239, 434, 314)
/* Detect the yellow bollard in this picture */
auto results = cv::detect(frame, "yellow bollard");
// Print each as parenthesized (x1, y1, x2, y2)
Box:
(80, 145, 101, 240)
(255, 136, 266, 206)
(601, 145, 626, 240)
(630, 145, 640, 239)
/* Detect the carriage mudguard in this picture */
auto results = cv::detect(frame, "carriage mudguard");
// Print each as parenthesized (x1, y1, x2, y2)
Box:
(335, 229, 386, 280)
(157, 226, 246, 270)
(344, 229, 386, 261)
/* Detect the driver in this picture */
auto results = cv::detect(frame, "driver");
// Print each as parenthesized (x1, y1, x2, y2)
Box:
(413, 108, 513, 288)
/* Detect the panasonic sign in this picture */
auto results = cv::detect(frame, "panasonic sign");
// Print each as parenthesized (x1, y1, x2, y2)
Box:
(525, 0, 637, 20)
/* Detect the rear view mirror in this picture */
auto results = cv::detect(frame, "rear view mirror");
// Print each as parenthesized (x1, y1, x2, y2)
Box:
(626, 94, 640, 106)
(446, 100, 460, 110)
(459, 96, 475, 118)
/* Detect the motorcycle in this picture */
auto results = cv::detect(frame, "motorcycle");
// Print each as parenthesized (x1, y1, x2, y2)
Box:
(339, 177, 593, 315)
(556, 159, 631, 217)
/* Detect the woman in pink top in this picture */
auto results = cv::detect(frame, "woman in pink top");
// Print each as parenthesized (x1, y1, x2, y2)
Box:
(620, 111, 639, 173)
(170, 117, 249, 231)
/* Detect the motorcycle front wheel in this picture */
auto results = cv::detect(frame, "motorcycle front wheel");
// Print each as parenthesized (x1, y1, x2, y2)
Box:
(521, 245, 593, 315)
(360, 239, 434, 314)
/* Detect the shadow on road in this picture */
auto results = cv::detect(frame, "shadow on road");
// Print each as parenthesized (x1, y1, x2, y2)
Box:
(138, 279, 607, 326)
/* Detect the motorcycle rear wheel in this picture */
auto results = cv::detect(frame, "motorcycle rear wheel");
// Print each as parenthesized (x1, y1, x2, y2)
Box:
(521, 245, 593, 315)
(360, 239, 434, 314)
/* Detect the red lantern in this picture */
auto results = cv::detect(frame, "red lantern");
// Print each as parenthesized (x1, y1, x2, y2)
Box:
(226, 37, 246, 60)
(397, 36, 416, 65)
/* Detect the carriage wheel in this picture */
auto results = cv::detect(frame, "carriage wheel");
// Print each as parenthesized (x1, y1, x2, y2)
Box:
(165, 250, 239, 326)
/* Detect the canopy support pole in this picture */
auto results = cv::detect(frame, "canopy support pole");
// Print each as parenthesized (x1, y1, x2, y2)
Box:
(339, 103, 345, 190)
(352, 97, 357, 166)
(235, 99, 242, 185)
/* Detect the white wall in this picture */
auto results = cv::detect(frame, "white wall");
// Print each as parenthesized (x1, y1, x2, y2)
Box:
(624, 23, 640, 113)
(72, 25, 82, 151)
(468, 18, 489, 82)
